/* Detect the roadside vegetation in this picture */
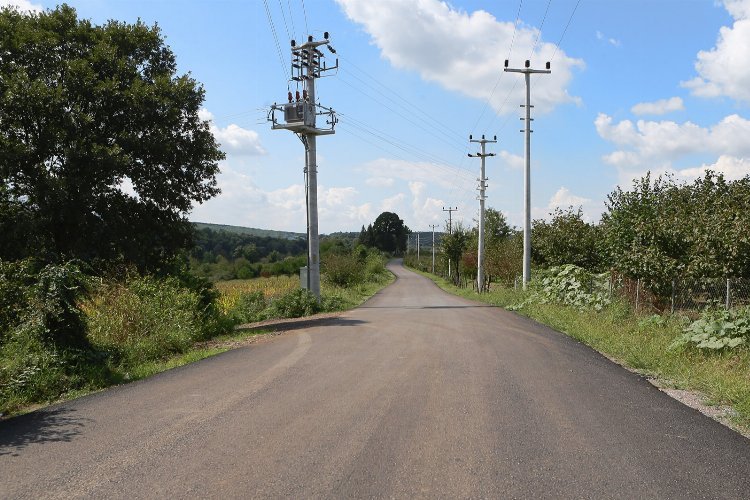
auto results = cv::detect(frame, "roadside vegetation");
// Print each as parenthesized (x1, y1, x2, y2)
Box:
(0, 245, 391, 416)
(0, 7, 398, 417)
(405, 171, 750, 431)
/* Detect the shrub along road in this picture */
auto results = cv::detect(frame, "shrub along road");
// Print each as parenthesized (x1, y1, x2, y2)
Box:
(1, 260, 749, 498)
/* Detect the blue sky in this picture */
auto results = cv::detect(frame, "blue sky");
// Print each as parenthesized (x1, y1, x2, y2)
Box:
(6, 0, 750, 234)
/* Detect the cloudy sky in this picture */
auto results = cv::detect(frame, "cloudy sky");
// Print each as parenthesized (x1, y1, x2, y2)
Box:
(5, 0, 750, 233)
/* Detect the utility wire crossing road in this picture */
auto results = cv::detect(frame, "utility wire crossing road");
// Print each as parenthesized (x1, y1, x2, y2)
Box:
(2, 261, 749, 498)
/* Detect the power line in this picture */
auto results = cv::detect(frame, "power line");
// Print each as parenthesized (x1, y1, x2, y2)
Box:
(276, 0, 291, 40)
(286, 0, 296, 37)
(529, 0, 553, 57)
(262, 0, 289, 79)
(336, 74, 466, 151)
(551, 0, 582, 61)
(300, 0, 309, 35)
(469, 0, 524, 134)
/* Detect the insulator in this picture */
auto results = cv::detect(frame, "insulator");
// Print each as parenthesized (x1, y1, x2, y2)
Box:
(295, 90, 300, 101)
(302, 89, 308, 101)
(288, 92, 293, 103)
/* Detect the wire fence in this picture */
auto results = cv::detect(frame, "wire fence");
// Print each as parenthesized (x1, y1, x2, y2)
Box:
(615, 276, 750, 315)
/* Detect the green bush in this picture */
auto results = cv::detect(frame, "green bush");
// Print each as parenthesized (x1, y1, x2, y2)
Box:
(0, 260, 100, 413)
(228, 290, 267, 324)
(512, 264, 611, 311)
(322, 253, 365, 287)
(266, 288, 321, 318)
(84, 275, 207, 365)
(671, 307, 750, 351)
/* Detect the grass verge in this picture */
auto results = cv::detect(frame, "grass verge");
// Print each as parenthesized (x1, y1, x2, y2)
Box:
(411, 268, 750, 432)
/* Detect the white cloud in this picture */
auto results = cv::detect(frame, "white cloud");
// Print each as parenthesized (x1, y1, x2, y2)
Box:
(365, 176, 395, 188)
(335, 0, 584, 114)
(380, 193, 406, 212)
(679, 155, 750, 180)
(190, 165, 373, 233)
(631, 97, 684, 116)
(595, 113, 750, 164)
(0, 0, 42, 12)
(548, 187, 590, 210)
(596, 30, 621, 47)
(361, 158, 474, 188)
(596, 112, 750, 185)
(681, 0, 750, 103)
(199, 108, 265, 156)
(498, 150, 524, 170)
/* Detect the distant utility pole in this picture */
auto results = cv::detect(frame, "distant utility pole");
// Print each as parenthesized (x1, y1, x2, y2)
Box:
(417, 232, 420, 262)
(268, 33, 339, 299)
(442, 206, 457, 234)
(442, 206, 457, 278)
(469, 134, 496, 293)
(429, 224, 438, 273)
(504, 59, 551, 289)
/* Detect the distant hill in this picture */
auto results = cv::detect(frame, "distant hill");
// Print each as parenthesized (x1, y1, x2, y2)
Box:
(192, 222, 305, 240)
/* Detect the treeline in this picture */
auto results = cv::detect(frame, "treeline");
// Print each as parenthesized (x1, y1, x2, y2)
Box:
(188, 227, 308, 281)
(414, 171, 750, 299)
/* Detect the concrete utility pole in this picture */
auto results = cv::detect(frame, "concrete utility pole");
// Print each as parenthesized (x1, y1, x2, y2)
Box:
(442, 206, 457, 279)
(469, 134, 496, 293)
(504, 59, 550, 289)
(442, 206, 457, 234)
(429, 224, 438, 273)
(417, 232, 420, 263)
(268, 33, 338, 299)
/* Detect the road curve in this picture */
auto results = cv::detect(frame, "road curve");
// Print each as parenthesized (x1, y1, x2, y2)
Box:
(2, 260, 749, 499)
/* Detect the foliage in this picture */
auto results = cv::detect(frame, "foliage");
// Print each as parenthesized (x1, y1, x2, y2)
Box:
(0, 5, 224, 271)
(322, 252, 366, 287)
(360, 212, 409, 254)
(601, 172, 750, 296)
(83, 275, 211, 365)
(483, 208, 513, 244)
(266, 288, 321, 319)
(214, 276, 298, 316)
(513, 264, 611, 311)
(440, 223, 470, 283)
(532, 207, 603, 271)
(226, 291, 267, 324)
(671, 307, 750, 351)
(0, 260, 99, 413)
(485, 233, 523, 285)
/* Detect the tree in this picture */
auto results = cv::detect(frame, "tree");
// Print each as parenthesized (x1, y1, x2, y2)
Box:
(0, 5, 224, 271)
(371, 212, 408, 254)
(441, 222, 469, 284)
(484, 207, 513, 244)
(532, 207, 603, 271)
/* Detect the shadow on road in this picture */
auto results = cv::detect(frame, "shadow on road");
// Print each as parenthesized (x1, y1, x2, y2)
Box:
(0, 407, 92, 457)
(359, 305, 495, 310)
(237, 316, 367, 334)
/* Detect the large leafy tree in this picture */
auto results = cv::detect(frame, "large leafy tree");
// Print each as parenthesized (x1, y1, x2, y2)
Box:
(532, 207, 603, 271)
(371, 212, 408, 254)
(601, 171, 750, 295)
(0, 5, 224, 271)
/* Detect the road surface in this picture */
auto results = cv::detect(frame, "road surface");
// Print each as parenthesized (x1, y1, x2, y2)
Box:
(2, 260, 749, 498)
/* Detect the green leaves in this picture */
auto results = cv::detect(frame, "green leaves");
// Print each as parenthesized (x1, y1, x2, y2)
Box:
(671, 307, 750, 351)
(0, 5, 223, 271)
(601, 172, 750, 297)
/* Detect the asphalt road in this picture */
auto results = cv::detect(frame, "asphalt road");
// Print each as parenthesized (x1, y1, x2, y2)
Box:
(2, 260, 750, 499)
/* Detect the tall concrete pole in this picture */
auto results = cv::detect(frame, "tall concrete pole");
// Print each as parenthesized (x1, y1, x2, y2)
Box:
(523, 71, 531, 290)
(469, 135, 496, 293)
(442, 206, 457, 279)
(504, 59, 551, 289)
(269, 34, 338, 300)
(430, 224, 438, 273)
